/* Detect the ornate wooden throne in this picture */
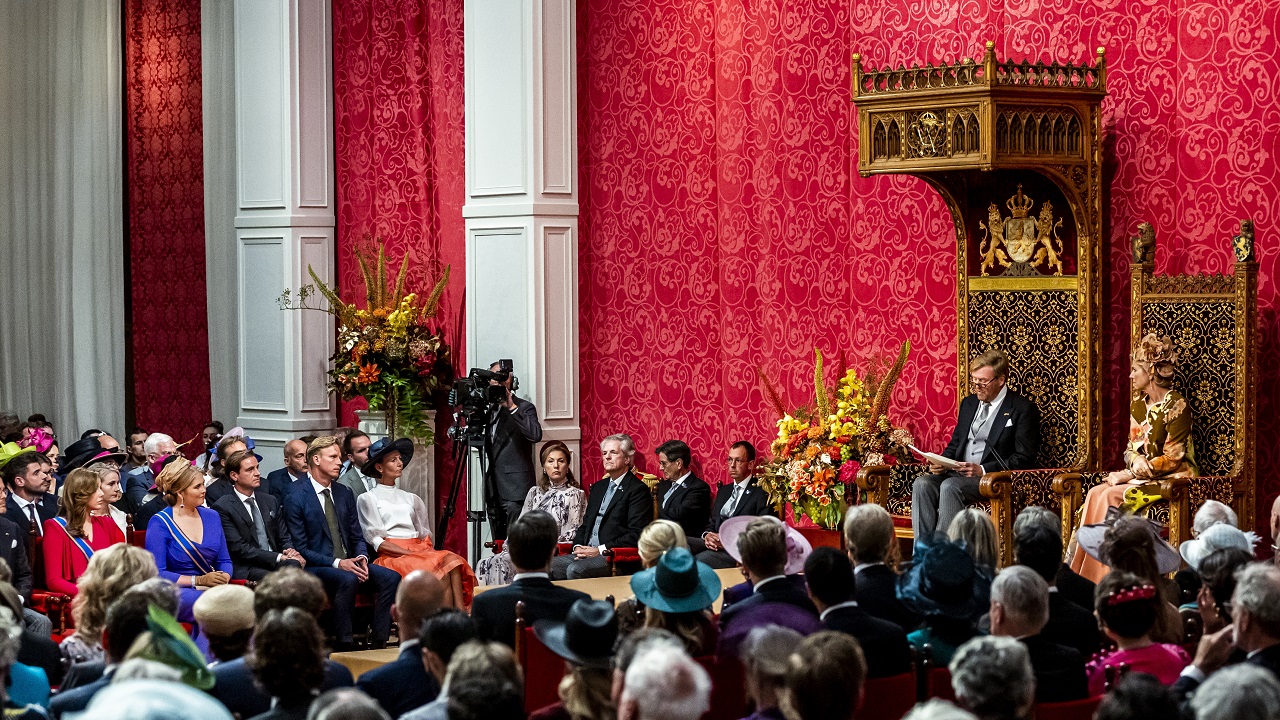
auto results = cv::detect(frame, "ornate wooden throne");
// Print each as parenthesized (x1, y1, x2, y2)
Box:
(850, 42, 1107, 565)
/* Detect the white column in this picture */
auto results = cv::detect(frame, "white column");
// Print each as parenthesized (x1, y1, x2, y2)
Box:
(464, 0, 580, 558)
(226, 0, 337, 466)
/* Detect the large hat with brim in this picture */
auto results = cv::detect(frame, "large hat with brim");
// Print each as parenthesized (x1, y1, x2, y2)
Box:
(630, 547, 722, 614)
(533, 599, 617, 669)
(61, 437, 127, 473)
(897, 539, 992, 620)
(0, 443, 28, 472)
(1179, 523, 1257, 572)
(1075, 505, 1182, 575)
(719, 515, 812, 575)
(362, 437, 415, 479)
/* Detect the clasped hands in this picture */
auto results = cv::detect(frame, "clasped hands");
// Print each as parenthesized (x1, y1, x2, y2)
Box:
(1105, 457, 1152, 485)
(338, 555, 370, 581)
(194, 571, 231, 588)
(928, 461, 984, 478)
(282, 548, 307, 567)
(572, 545, 601, 559)
(703, 532, 723, 552)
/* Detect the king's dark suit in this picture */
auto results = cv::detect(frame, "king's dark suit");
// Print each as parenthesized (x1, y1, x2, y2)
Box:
(912, 389, 1040, 540)
(212, 490, 299, 581)
(656, 473, 712, 538)
(549, 470, 653, 580)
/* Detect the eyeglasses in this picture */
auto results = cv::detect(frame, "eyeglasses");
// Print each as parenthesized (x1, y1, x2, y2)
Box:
(970, 377, 996, 389)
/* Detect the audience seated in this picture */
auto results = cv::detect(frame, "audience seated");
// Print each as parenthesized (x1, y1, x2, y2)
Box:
(0, 502, 44, 637)
(212, 449, 305, 581)
(356, 571, 445, 718)
(988, 565, 1087, 702)
(246, 608, 327, 720)
(310, 688, 393, 720)
(902, 700, 980, 720)
(899, 539, 990, 666)
(121, 433, 176, 513)
(85, 463, 128, 534)
(738, 625, 802, 720)
(209, 568, 355, 718)
(1085, 515, 1184, 644)
(1189, 664, 1280, 720)
(949, 636, 1035, 720)
(1193, 546, 1253, 636)
(145, 458, 234, 627)
(948, 509, 999, 575)
(476, 441, 585, 586)
(284, 436, 399, 651)
(120, 428, 148, 478)
(0, 581, 59, 687)
(614, 520, 688, 637)
(1, 605, 49, 710)
(718, 514, 812, 609)
(116, 605, 214, 689)
(804, 546, 912, 678)
(265, 439, 311, 507)
(627, 546, 720, 656)
(61, 543, 158, 670)
(78, 678, 234, 720)
(530, 599, 618, 720)
(5, 451, 59, 533)
(405, 609, 480, 720)
(1094, 673, 1183, 720)
(447, 675, 524, 720)
(355, 438, 476, 608)
(843, 503, 921, 632)
(472, 510, 590, 647)
(717, 517, 820, 658)
(617, 640, 711, 720)
(44, 468, 126, 598)
(412, 638, 522, 720)
(551, 434, 654, 581)
(1013, 521, 1102, 660)
(1177, 562, 1280, 695)
(49, 578, 180, 718)
(610, 628, 682, 707)
(1179, 523, 1254, 588)
(336, 430, 374, 500)
(204, 435, 251, 506)
(653, 440, 712, 539)
(781, 631, 865, 720)
(1014, 507, 1095, 611)
(192, 584, 255, 665)
(690, 441, 775, 570)
(1088, 570, 1190, 695)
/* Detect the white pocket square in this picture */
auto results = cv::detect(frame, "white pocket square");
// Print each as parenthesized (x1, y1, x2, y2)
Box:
(1004, 419, 1013, 427)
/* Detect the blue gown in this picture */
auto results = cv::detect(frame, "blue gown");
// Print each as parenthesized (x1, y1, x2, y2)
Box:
(146, 506, 234, 623)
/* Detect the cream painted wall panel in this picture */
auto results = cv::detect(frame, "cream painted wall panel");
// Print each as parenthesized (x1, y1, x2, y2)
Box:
(538, 0, 572, 195)
(466, 0, 527, 196)
(295, 0, 332, 209)
(234, 0, 287, 209)
(239, 235, 288, 409)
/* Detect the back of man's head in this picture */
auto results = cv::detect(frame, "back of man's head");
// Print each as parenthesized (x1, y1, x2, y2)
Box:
(104, 580, 180, 663)
(1013, 522, 1062, 584)
(1191, 664, 1280, 720)
(622, 645, 711, 720)
(394, 571, 445, 639)
(738, 517, 787, 579)
(990, 566, 1049, 636)
(308, 688, 391, 720)
(254, 566, 327, 619)
(418, 609, 479, 667)
(782, 631, 866, 720)
(507, 510, 559, 572)
(843, 503, 894, 565)
(1233, 563, 1280, 643)
(804, 546, 856, 608)
(1012, 506, 1059, 538)
(949, 636, 1034, 720)
(447, 675, 523, 720)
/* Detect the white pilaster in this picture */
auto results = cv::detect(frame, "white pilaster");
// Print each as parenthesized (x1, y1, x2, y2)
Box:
(228, 0, 337, 465)
(464, 0, 580, 557)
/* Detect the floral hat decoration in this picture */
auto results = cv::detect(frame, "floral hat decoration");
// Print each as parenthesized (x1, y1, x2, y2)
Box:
(1132, 333, 1178, 387)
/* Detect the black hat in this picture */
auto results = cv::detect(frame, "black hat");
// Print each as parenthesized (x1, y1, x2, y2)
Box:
(897, 539, 991, 620)
(361, 437, 415, 479)
(61, 437, 127, 473)
(533, 599, 617, 669)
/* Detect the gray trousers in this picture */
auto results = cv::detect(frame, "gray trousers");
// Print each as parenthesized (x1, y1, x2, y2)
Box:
(911, 472, 981, 543)
(24, 608, 51, 638)
(549, 553, 611, 580)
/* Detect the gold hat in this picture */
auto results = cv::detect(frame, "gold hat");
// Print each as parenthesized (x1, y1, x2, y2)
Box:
(1132, 333, 1178, 385)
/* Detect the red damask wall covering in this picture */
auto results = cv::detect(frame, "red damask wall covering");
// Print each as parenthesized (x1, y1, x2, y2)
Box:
(333, 0, 468, 550)
(124, 0, 212, 449)
(577, 0, 1280, 528)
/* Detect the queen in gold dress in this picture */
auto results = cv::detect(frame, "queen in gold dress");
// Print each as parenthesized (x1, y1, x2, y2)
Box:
(1070, 333, 1197, 582)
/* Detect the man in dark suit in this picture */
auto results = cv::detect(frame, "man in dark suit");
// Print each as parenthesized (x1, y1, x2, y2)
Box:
(357, 571, 445, 717)
(912, 349, 1040, 541)
(990, 565, 1087, 703)
(2, 452, 58, 534)
(843, 503, 921, 633)
(692, 441, 777, 569)
(265, 438, 311, 506)
(484, 360, 543, 540)
(654, 439, 711, 538)
(1014, 521, 1101, 659)
(1013, 505, 1096, 611)
(119, 432, 176, 514)
(203, 435, 252, 506)
(804, 547, 911, 678)
(283, 436, 400, 651)
(717, 516, 820, 657)
(212, 449, 305, 581)
(474, 510, 591, 646)
(550, 434, 654, 580)
(0, 503, 33, 604)
(1174, 563, 1280, 697)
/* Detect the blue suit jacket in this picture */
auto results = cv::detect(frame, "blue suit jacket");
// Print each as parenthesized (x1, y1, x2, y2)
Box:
(264, 468, 304, 506)
(121, 467, 155, 514)
(356, 642, 440, 718)
(283, 479, 368, 567)
(49, 674, 110, 718)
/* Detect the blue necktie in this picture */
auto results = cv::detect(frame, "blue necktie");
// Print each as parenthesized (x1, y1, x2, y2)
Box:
(588, 482, 619, 546)
(663, 482, 680, 508)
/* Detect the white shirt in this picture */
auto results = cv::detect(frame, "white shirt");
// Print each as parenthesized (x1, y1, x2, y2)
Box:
(819, 600, 860, 621)
(356, 484, 431, 551)
(310, 478, 365, 567)
(234, 487, 283, 563)
(513, 572, 550, 582)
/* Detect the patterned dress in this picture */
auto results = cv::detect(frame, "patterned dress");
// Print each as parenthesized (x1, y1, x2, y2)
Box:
(475, 482, 585, 586)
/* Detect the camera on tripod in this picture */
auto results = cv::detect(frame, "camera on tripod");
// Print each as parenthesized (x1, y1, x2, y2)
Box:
(445, 362, 513, 444)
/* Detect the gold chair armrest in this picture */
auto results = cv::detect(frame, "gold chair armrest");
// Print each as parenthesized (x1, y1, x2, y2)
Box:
(856, 465, 892, 507)
(979, 471, 1014, 568)
(1158, 475, 1193, 547)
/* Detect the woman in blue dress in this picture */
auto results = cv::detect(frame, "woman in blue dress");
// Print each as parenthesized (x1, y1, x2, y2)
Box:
(145, 457, 233, 625)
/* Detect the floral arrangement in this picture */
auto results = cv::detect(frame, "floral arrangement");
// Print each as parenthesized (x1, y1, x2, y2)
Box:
(756, 342, 915, 529)
(280, 239, 452, 442)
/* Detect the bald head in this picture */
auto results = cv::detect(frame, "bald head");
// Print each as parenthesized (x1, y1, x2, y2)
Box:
(393, 571, 445, 638)
(284, 439, 308, 474)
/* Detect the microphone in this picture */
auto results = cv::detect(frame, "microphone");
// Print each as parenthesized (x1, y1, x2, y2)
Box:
(988, 444, 1010, 472)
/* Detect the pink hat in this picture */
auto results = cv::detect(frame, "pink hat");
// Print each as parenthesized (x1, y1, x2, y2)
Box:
(719, 515, 812, 574)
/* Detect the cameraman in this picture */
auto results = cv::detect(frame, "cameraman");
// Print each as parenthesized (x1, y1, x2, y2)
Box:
(485, 360, 542, 539)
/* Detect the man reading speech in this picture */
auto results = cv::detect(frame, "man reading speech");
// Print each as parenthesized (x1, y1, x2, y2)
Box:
(911, 349, 1040, 541)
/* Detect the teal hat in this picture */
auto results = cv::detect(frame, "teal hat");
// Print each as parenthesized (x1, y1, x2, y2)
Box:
(629, 547, 722, 614)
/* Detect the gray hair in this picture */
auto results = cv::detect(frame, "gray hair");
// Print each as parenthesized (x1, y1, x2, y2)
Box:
(990, 566, 1049, 632)
(740, 625, 803, 686)
(112, 659, 184, 683)
(949, 508, 998, 570)
(1193, 500, 1238, 536)
(143, 433, 175, 456)
(124, 577, 181, 615)
(80, 679, 234, 720)
(1190, 664, 1280, 720)
(844, 503, 895, 564)
(1233, 563, 1280, 638)
(600, 433, 635, 455)
(622, 644, 711, 720)
(903, 699, 980, 720)
(1013, 506, 1059, 537)
(950, 636, 1034, 720)
(0, 606, 21, 676)
(308, 688, 391, 720)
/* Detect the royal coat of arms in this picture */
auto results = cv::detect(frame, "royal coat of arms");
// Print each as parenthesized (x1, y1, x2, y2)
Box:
(978, 185, 1066, 276)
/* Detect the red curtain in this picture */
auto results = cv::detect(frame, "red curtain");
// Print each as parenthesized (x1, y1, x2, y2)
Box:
(333, 0, 467, 550)
(578, 0, 1280, 528)
(124, 0, 211, 448)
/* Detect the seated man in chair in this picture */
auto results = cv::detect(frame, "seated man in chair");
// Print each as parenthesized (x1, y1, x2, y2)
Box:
(911, 349, 1040, 542)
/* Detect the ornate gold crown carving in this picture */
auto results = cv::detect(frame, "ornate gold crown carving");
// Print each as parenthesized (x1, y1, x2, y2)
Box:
(1007, 185, 1034, 219)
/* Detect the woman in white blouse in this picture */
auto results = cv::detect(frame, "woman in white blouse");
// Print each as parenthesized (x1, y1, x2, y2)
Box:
(356, 438, 476, 608)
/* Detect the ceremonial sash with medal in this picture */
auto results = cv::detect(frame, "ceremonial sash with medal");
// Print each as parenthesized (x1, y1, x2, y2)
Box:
(51, 517, 94, 562)
(153, 508, 216, 575)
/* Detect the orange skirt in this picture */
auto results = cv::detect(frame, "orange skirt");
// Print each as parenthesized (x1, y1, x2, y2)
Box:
(373, 537, 477, 607)
(1068, 482, 1134, 583)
